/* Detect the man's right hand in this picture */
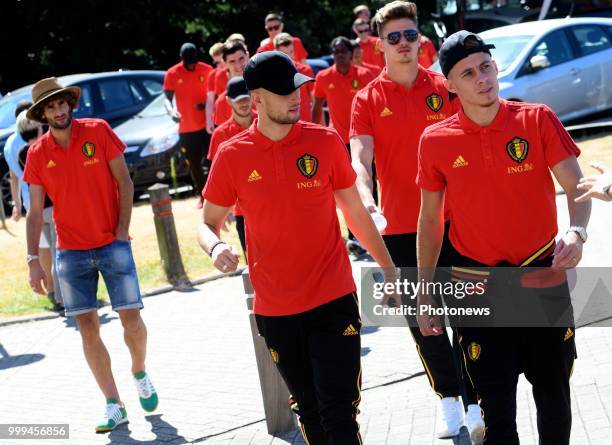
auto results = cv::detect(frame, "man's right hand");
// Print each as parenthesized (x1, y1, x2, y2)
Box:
(28, 260, 48, 295)
(416, 293, 443, 336)
(212, 244, 240, 273)
(11, 205, 21, 221)
(171, 110, 181, 123)
(206, 119, 215, 135)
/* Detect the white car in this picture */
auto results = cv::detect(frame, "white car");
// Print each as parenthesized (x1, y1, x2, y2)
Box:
(435, 18, 612, 122)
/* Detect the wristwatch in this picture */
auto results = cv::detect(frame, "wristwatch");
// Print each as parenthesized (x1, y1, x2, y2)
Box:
(567, 226, 588, 243)
(26, 254, 39, 264)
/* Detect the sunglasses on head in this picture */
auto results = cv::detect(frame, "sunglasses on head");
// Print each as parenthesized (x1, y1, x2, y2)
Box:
(383, 29, 419, 45)
(356, 27, 370, 34)
(266, 24, 281, 31)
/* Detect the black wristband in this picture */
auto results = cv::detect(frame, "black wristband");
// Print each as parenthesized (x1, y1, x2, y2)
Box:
(209, 241, 226, 257)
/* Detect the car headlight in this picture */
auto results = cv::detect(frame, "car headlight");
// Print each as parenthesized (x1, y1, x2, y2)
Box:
(140, 131, 179, 157)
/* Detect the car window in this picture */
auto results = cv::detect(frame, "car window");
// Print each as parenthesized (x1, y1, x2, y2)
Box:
(570, 25, 611, 57)
(129, 81, 146, 104)
(72, 83, 94, 118)
(0, 91, 30, 129)
(483, 34, 533, 72)
(98, 79, 135, 112)
(529, 29, 573, 67)
(141, 79, 163, 96)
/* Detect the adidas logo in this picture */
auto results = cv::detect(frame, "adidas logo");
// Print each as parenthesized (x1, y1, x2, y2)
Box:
(564, 328, 574, 341)
(342, 324, 359, 336)
(46, 160, 57, 169)
(329, 83, 335, 89)
(452, 155, 468, 168)
(248, 170, 262, 182)
(380, 106, 393, 117)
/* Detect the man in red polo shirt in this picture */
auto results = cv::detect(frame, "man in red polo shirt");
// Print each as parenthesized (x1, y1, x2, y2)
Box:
(418, 34, 439, 68)
(416, 31, 591, 445)
(199, 51, 396, 445)
(312, 36, 375, 145)
(256, 13, 308, 63)
(212, 40, 249, 127)
(207, 76, 255, 258)
(350, 3, 480, 440)
(274, 32, 314, 122)
(23, 78, 159, 433)
(353, 18, 385, 70)
(164, 42, 213, 207)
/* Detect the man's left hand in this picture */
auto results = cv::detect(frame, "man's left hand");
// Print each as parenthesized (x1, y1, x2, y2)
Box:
(552, 231, 583, 269)
(116, 229, 130, 241)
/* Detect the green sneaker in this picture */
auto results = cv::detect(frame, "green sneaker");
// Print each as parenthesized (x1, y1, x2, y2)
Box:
(95, 400, 128, 433)
(134, 371, 159, 412)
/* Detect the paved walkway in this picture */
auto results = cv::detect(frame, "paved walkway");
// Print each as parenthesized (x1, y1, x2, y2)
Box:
(0, 198, 611, 445)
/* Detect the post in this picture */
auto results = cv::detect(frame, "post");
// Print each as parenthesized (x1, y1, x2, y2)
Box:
(243, 271, 297, 434)
(148, 183, 191, 290)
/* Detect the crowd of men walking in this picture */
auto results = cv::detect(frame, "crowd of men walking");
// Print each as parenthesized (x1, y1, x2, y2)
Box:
(5, 0, 612, 443)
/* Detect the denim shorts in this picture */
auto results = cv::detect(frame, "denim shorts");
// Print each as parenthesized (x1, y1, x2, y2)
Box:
(56, 240, 143, 317)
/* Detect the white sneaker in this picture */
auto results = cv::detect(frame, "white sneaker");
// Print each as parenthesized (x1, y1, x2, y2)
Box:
(437, 396, 466, 439)
(466, 404, 485, 444)
(95, 400, 128, 433)
(134, 372, 159, 412)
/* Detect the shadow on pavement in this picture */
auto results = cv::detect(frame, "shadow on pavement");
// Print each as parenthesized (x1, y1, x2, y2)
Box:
(106, 414, 187, 445)
(63, 312, 117, 330)
(0, 343, 45, 370)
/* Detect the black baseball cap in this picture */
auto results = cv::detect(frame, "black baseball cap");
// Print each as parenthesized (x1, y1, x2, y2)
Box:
(226, 76, 250, 102)
(180, 43, 198, 64)
(243, 51, 313, 95)
(439, 31, 495, 77)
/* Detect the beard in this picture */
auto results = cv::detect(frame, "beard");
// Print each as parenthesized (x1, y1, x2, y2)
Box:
(47, 110, 73, 130)
(267, 108, 299, 125)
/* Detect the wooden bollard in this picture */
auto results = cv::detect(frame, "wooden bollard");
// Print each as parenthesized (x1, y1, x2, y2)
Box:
(148, 183, 191, 290)
(243, 271, 296, 434)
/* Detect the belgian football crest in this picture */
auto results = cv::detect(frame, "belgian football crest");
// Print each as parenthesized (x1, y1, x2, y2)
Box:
(297, 154, 318, 179)
(506, 137, 529, 163)
(425, 94, 443, 112)
(81, 142, 96, 158)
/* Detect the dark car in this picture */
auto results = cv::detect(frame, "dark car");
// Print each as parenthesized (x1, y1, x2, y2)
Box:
(0, 70, 165, 212)
(113, 94, 190, 195)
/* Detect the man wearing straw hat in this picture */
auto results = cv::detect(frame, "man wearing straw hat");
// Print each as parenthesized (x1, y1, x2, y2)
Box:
(23, 77, 159, 433)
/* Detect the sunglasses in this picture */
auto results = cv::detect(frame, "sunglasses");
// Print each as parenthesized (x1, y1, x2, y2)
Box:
(383, 29, 419, 45)
(356, 27, 370, 34)
(266, 24, 281, 31)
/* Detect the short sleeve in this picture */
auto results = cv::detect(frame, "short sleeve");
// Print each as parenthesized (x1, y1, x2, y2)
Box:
(22, 147, 43, 186)
(294, 38, 308, 60)
(100, 120, 126, 161)
(214, 96, 231, 126)
(208, 129, 222, 161)
(163, 69, 175, 92)
(349, 91, 373, 137)
(329, 132, 357, 190)
(539, 105, 580, 169)
(313, 72, 326, 99)
(207, 68, 217, 92)
(202, 148, 237, 206)
(416, 132, 446, 191)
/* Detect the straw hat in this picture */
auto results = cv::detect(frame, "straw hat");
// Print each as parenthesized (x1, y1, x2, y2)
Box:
(26, 77, 81, 122)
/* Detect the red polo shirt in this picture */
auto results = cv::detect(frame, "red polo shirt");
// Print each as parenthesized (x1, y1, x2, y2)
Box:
(417, 99, 580, 266)
(314, 64, 375, 144)
(350, 67, 459, 234)
(257, 36, 309, 61)
(359, 36, 385, 69)
(418, 36, 438, 68)
(212, 69, 229, 97)
(163, 61, 213, 133)
(214, 92, 232, 126)
(296, 62, 315, 122)
(23, 119, 126, 250)
(203, 120, 357, 315)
